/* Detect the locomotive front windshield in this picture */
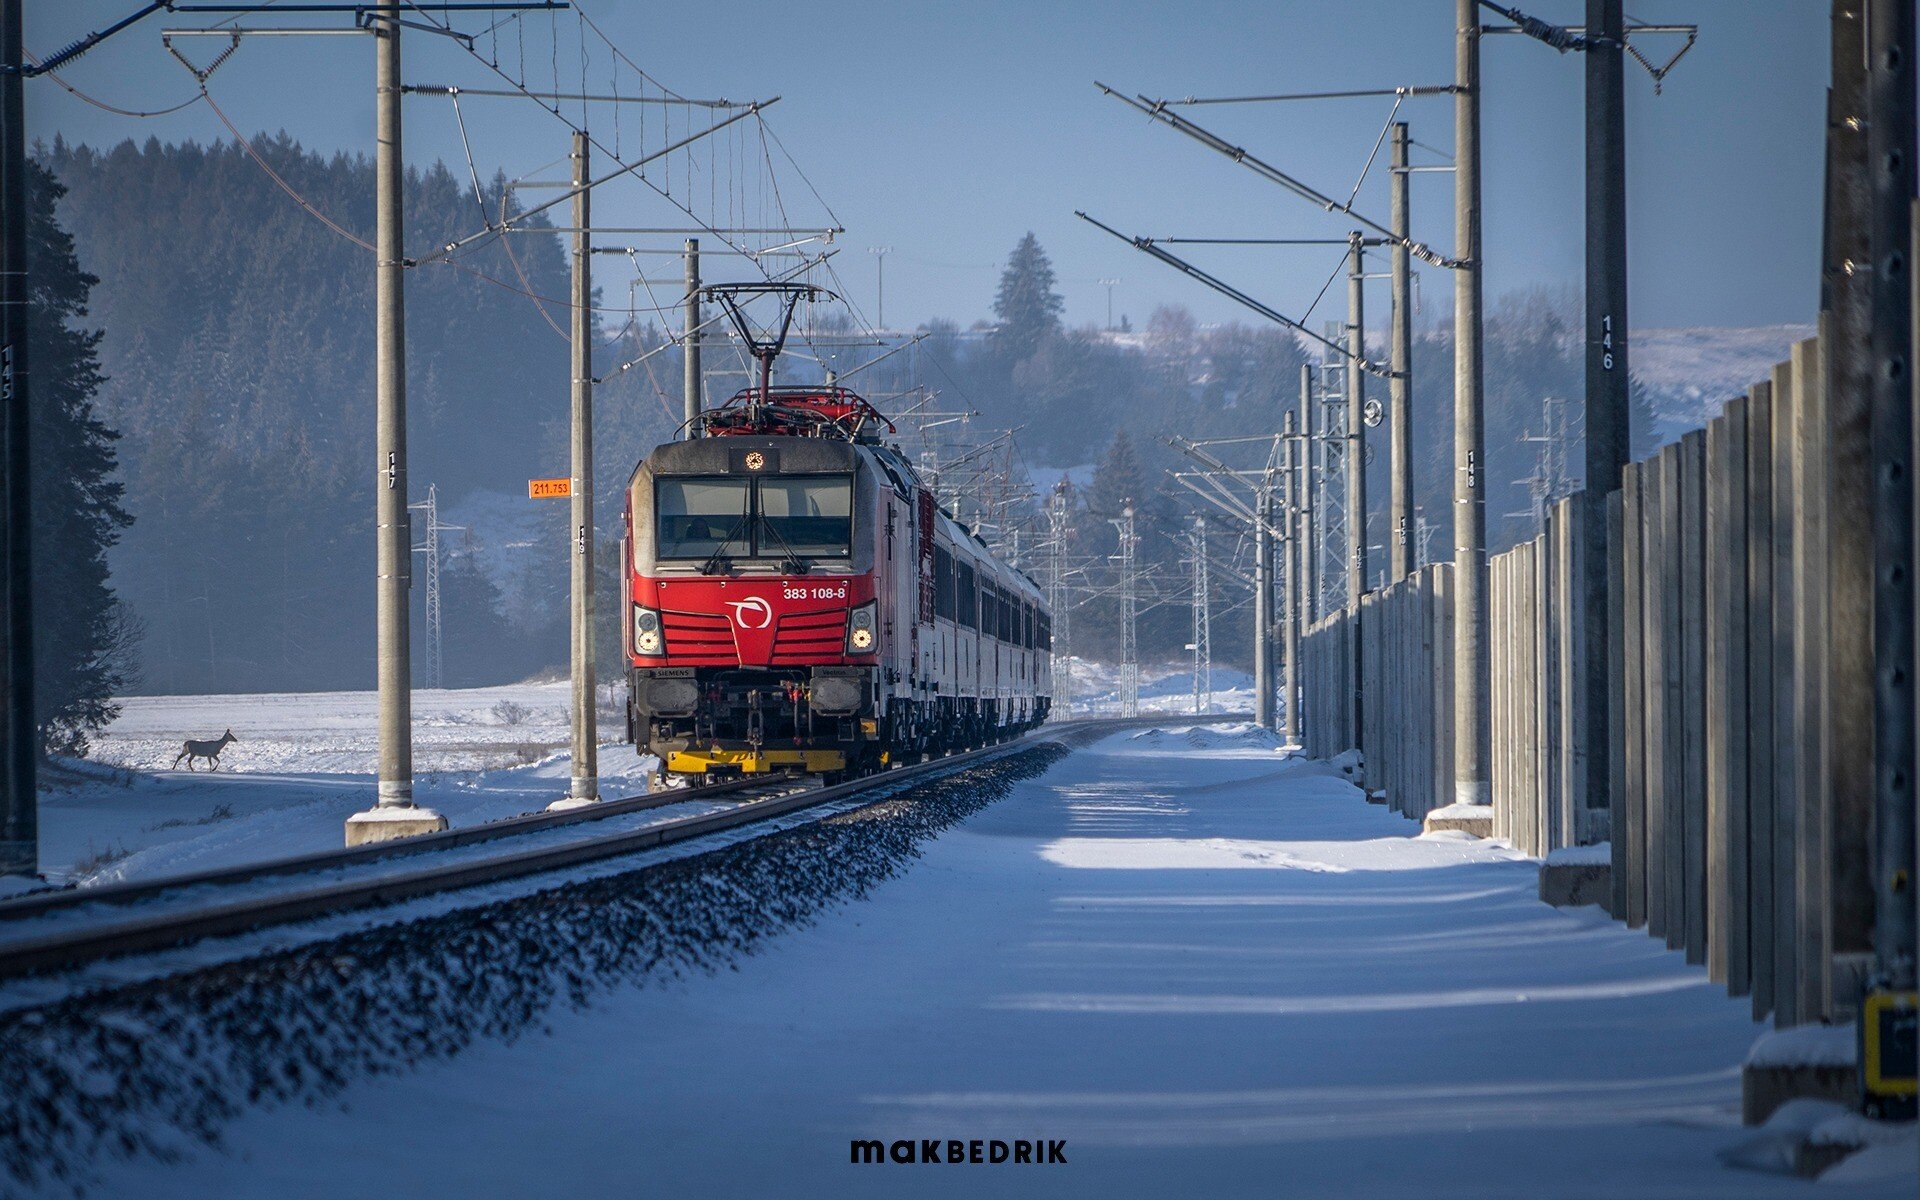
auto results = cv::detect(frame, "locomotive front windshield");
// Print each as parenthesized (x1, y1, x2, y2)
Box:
(654, 473, 852, 560)
(756, 475, 853, 557)
(655, 476, 752, 559)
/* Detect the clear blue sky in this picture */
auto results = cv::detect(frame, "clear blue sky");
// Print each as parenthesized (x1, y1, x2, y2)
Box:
(29, 1, 1826, 333)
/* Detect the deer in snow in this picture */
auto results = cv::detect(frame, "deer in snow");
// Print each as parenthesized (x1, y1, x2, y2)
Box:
(173, 729, 237, 772)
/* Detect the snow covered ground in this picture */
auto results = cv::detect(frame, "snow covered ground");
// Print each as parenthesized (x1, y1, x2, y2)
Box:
(1066, 659, 1256, 717)
(34, 682, 655, 886)
(1631, 324, 1816, 446)
(63, 725, 1913, 1198)
(27, 660, 1248, 891)
(26, 667, 1249, 889)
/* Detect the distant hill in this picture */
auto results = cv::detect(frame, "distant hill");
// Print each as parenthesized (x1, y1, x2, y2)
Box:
(42, 135, 678, 693)
(1631, 324, 1817, 443)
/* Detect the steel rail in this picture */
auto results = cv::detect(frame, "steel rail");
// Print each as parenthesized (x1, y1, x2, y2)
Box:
(0, 719, 1171, 981)
(0, 772, 774, 921)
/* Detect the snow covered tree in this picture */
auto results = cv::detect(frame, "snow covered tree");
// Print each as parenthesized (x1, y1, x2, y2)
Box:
(44, 136, 575, 691)
(992, 232, 1063, 359)
(26, 160, 134, 755)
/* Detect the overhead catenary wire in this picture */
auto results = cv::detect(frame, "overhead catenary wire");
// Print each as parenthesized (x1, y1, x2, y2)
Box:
(415, 3, 862, 362)
(417, 0, 859, 353)
(144, 3, 907, 439)
(401, 84, 750, 107)
(1096, 82, 1459, 269)
(1076, 211, 1388, 376)
(401, 0, 772, 267)
(593, 250, 837, 385)
(23, 48, 202, 117)
(213, 77, 702, 323)
(1164, 85, 1461, 105)
(201, 85, 375, 252)
(414, 98, 779, 267)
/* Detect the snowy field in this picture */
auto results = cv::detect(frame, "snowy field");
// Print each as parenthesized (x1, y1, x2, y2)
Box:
(35, 682, 656, 886)
(1065, 660, 1257, 717)
(28, 671, 1240, 889)
(65, 724, 1914, 1199)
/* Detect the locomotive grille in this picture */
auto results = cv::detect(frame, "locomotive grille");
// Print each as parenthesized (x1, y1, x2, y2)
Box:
(658, 606, 849, 666)
(660, 610, 735, 665)
(772, 609, 849, 665)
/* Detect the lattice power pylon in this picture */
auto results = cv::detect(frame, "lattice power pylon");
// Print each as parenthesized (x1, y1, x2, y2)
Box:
(409, 484, 462, 690)
(1317, 323, 1351, 618)
(1515, 394, 1577, 535)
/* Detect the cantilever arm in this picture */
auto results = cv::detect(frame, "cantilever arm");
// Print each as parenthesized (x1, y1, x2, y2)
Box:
(1077, 212, 1389, 378)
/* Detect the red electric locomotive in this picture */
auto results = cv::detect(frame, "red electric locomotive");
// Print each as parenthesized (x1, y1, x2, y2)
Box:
(621, 284, 1051, 780)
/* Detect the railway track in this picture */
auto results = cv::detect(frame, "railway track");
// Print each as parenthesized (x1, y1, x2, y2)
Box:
(0, 717, 1171, 984)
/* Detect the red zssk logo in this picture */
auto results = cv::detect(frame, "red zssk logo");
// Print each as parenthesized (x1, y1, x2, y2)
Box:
(726, 597, 774, 629)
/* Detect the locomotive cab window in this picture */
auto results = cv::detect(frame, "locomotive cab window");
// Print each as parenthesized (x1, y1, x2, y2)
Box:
(755, 475, 853, 558)
(655, 476, 752, 560)
(654, 473, 851, 561)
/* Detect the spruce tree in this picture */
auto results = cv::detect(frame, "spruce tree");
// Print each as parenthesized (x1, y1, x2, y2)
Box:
(1085, 428, 1148, 528)
(26, 160, 133, 755)
(44, 136, 576, 692)
(992, 232, 1064, 360)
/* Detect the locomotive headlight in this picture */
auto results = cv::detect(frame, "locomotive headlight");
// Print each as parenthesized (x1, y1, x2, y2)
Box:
(633, 604, 664, 656)
(846, 601, 877, 653)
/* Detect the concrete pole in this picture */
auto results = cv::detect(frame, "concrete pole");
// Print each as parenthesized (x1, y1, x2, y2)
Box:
(0, 0, 32, 877)
(1582, 0, 1628, 834)
(560, 131, 598, 808)
(1451, 0, 1492, 814)
(1254, 489, 1275, 730)
(1821, 0, 1876, 1001)
(0, 0, 243, 851)
(1191, 517, 1202, 716)
(1389, 122, 1415, 584)
(1346, 232, 1368, 605)
(683, 238, 701, 437)
(1299, 363, 1319, 625)
(1868, 0, 1916, 1000)
(350, 10, 444, 842)
(1283, 410, 1303, 744)
(1346, 231, 1368, 757)
(1119, 503, 1139, 717)
(374, 13, 411, 807)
